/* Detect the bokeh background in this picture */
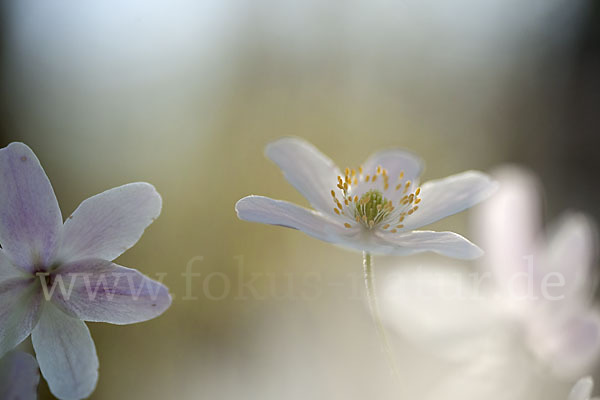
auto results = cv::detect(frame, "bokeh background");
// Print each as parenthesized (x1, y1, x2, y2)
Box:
(0, 0, 599, 399)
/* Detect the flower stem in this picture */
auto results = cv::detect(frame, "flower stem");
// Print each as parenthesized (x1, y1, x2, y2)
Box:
(362, 251, 401, 379)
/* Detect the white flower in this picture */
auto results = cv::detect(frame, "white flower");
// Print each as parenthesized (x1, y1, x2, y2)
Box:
(475, 167, 600, 378)
(0, 350, 39, 400)
(235, 137, 497, 259)
(0, 143, 172, 399)
(383, 166, 600, 382)
(569, 377, 600, 400)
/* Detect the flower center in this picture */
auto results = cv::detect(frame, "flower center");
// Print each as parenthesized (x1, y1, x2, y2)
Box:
(33, 267, 53, 287)
(329, 164, 421, 232)
(355, 190, 391, 228)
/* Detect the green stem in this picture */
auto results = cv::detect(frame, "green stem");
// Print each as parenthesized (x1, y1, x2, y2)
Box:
(363, 251, 401, 379)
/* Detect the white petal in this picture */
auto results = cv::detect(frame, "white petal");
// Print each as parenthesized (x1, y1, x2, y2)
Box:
(569, 377, 594, 400)
(0, 143, 62, 272)
(265, 138, 341, 214)
(235, 195, 358, 244)
(361, 148, 423, 183)
(472, 166, 542, 297)
(382, 263, 501, 361)
(372, 230, 483, 259)
(0, 278, 42, 359)
(402, 170, 498, 230)
(0, 351, 40, 400)
(32, 303, 98, 400)
(351, 150, 423, 203)
(50, 259, 171, 325)
(542, 213, 597, 304)
(57, 183, 162, 263)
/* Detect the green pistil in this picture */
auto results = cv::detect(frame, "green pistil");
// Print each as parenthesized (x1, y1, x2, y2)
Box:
(356, 189, 389, 224)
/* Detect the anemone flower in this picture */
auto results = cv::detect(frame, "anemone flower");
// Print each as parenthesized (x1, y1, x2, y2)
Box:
(236, 137, 496, 259)
(236, 137, 496, 374)
(383, 166, 600, 398)
(0, 143, 171, 399)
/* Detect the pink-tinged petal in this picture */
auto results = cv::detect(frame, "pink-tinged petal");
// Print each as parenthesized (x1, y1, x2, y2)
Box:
(235, 195, 359, 244)
(402, 170, 497, 231)
(361, 148, 424, 184)
(372, 230, 483, 259)
(0, 277, 42, 359)
(48, 259, 171, 325)
(0, 250, 30, 282)
(57, 183, 162, 264)
(0, 143, 62, 272)
(473, 166, 542, 297)
(528, 310, 600, 379)
(265, 138, 341, 214)
(0, 351, 39, 400)
(32, 303, 98, 400)
(569, 377, 594, 400)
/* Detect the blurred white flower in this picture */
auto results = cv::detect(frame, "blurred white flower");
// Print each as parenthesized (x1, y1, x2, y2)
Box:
(383, 166, 600, 390)
(475, 167, 600, 378)
(236, 137, 496, 259)
(569, 377, 599, 400)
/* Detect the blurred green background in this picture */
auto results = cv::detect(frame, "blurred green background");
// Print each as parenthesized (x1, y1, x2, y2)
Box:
(0, 0, 599, 398)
